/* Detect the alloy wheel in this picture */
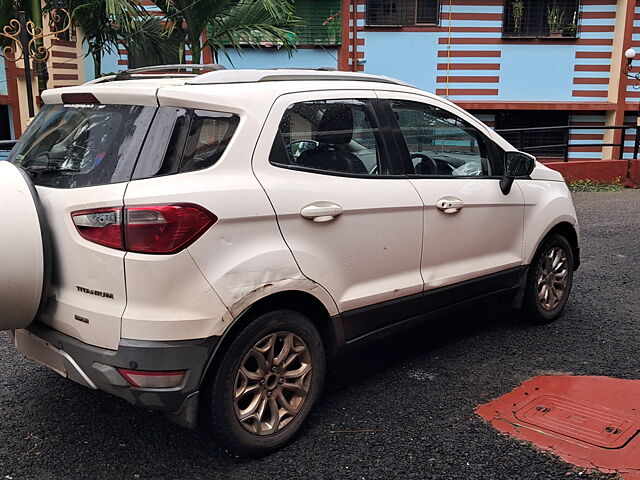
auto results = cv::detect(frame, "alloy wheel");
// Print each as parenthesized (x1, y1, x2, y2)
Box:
(536, 246, 569, 311)
(233, 331, 312, 435)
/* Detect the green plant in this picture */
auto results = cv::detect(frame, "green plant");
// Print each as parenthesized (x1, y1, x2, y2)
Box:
(568, 178, 624, 192)
(563, 22, 577, 36)
(66, 0, 166, 78)
(511, 0, 524, 33)
(153, 0, 301, 66)
(563, 9, 578, 36)
(547, 5, 565, 31)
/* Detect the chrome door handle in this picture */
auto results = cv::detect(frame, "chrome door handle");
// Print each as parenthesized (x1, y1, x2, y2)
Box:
(436, 197, 464, 214)
(300, 202, 344, 222)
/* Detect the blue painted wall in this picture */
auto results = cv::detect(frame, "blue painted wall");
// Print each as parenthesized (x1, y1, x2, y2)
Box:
(216, 48, 338, 70)
(96, 47, 338, 78)
(357, 2, 614, 104)
(362, 32, 439, 92)
(499, 45, 578, 102)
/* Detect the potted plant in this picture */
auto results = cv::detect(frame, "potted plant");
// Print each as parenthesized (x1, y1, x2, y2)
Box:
(563, 10, 578, 37)
(547, 5, 565, 37)
(511, 0, 525, 34)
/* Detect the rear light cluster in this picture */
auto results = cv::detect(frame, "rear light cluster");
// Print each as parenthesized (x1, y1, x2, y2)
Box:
(72, 204, 216, 254)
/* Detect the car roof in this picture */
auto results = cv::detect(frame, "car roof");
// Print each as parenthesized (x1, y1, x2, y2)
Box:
(42, 69, 442, 107)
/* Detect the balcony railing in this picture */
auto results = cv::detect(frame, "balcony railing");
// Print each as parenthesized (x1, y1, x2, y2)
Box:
(494, 126, 639, 162)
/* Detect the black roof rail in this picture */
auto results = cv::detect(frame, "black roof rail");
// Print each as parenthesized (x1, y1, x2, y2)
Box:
(114, 64, 226, 80)
(84, 64, 226, 84)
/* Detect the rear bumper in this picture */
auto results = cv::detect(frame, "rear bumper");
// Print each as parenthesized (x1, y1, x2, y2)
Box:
(15, 322, 218, 427)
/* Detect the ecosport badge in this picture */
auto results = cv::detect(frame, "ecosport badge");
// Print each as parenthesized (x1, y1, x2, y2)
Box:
(76, 286, 114, 299)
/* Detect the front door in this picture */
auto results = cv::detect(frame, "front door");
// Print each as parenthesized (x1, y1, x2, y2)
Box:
(252, 91, 425, 340)
(377, 92, 525, 296)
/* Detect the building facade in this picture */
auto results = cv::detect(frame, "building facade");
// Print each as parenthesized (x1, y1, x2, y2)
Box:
(2, 0, 640, 181)
(339, 0, 640, 182)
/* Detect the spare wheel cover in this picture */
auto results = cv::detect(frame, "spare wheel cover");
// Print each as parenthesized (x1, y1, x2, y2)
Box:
(0, 161, 50, 330)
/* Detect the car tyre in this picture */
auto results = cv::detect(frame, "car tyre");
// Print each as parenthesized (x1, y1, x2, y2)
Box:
(521, 233, 574, 324)
(203, 309, 325, 456)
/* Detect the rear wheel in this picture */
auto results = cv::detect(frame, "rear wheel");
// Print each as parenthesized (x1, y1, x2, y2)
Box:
(521, 234, 574, 324)
(203, 309, 325, 456)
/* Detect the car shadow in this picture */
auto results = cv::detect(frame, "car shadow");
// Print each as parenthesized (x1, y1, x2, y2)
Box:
(324, 297, 527, 393)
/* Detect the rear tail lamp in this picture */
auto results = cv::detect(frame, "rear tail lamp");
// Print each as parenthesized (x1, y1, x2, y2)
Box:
(117, 369, 186, 388)
(72, 204, 216, 254)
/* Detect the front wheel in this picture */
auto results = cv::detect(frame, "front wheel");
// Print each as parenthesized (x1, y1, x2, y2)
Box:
(521, 234, 574, 324)
(203, 309, 325, 456)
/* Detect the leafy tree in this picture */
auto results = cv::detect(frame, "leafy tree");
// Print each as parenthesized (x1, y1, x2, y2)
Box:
(154, 0, 301, 65)
(66, 0, 166, 77)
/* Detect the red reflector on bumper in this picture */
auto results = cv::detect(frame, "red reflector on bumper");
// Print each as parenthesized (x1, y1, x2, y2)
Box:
(117, 369, 185, 388)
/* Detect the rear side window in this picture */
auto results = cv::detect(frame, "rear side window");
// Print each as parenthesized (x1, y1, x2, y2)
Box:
(9, 104, 156, 188)
(269, 99, 392, 176)
(181, 111, 239, 173)
(134, 109, 239, 179)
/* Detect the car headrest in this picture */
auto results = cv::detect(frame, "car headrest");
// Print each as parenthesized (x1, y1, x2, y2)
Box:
(315, 105, 353, 145)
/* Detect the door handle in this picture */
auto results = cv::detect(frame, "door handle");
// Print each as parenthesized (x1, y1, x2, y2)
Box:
(300, 202, 344, 223)
(436, 197, 464, 214)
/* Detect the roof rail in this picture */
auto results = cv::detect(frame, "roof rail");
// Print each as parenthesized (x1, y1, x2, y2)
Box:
(186, 68, 412, 87)
(85, 64, 226, 84)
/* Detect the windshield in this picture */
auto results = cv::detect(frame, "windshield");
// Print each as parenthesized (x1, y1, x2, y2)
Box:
(9, 103, 156, 188)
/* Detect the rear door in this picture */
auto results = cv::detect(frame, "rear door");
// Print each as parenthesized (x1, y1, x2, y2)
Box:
(7, 99, 156, 349)
(376, 91, 525, 295)
(252, 91, 425, 341)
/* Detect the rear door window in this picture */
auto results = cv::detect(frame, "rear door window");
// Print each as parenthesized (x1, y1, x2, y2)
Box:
(9, 104, 156, 188)
(269, 99, 393, 176)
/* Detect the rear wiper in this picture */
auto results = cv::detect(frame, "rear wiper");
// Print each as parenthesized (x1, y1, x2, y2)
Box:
(23, 165, 80, 174)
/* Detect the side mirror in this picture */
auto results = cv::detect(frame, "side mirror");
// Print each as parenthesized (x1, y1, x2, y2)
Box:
(500, 151, 536, 195)
(505, 151, 536, 177)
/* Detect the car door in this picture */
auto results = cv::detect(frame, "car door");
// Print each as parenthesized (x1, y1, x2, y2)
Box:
(252, 91, 425, 341)
(376, 91, 525, 301)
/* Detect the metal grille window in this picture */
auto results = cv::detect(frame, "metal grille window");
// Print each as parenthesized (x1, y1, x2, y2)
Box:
(367, 0, 440, 26)
(495, 110, 569, 158)
(503, 0, 580, 38)
(295, 0, 342, 45)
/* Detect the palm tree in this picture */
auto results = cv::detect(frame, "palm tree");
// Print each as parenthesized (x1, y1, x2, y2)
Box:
(66, 0, 166, 77)
(154, 0, 301, 65)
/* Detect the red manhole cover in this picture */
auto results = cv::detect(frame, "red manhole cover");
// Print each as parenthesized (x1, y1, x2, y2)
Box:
(476, 376, 640, 480)
(514, 395, 638, 449)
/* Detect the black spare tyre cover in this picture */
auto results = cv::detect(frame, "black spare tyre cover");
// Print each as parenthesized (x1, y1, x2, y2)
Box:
(0, 161, 50, 330)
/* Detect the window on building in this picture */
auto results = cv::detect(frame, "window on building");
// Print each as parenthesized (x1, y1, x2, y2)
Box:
(294, 0, 342, 45)
(366, 0, 440, 26)
(495, 110, 569, 158)
(503, 0, 580, 38)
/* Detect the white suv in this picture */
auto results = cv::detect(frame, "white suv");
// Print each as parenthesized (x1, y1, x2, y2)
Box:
(0, 66, 579, 455)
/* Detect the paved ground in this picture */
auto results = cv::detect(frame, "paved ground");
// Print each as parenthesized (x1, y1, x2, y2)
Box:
(1, 190, 639, 480)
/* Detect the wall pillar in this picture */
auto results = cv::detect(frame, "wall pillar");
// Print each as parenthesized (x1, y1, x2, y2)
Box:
(603, 0, 636, 160)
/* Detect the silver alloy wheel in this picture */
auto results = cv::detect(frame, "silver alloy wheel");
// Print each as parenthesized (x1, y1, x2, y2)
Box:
(536, 246, 569, 311)
(233, 331, 312, 435)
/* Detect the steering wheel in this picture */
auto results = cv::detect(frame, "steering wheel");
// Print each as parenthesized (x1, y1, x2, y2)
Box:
(411, 153, 438, 175)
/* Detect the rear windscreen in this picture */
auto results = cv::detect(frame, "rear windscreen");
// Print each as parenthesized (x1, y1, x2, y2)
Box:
(9, 103, 156, 188)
